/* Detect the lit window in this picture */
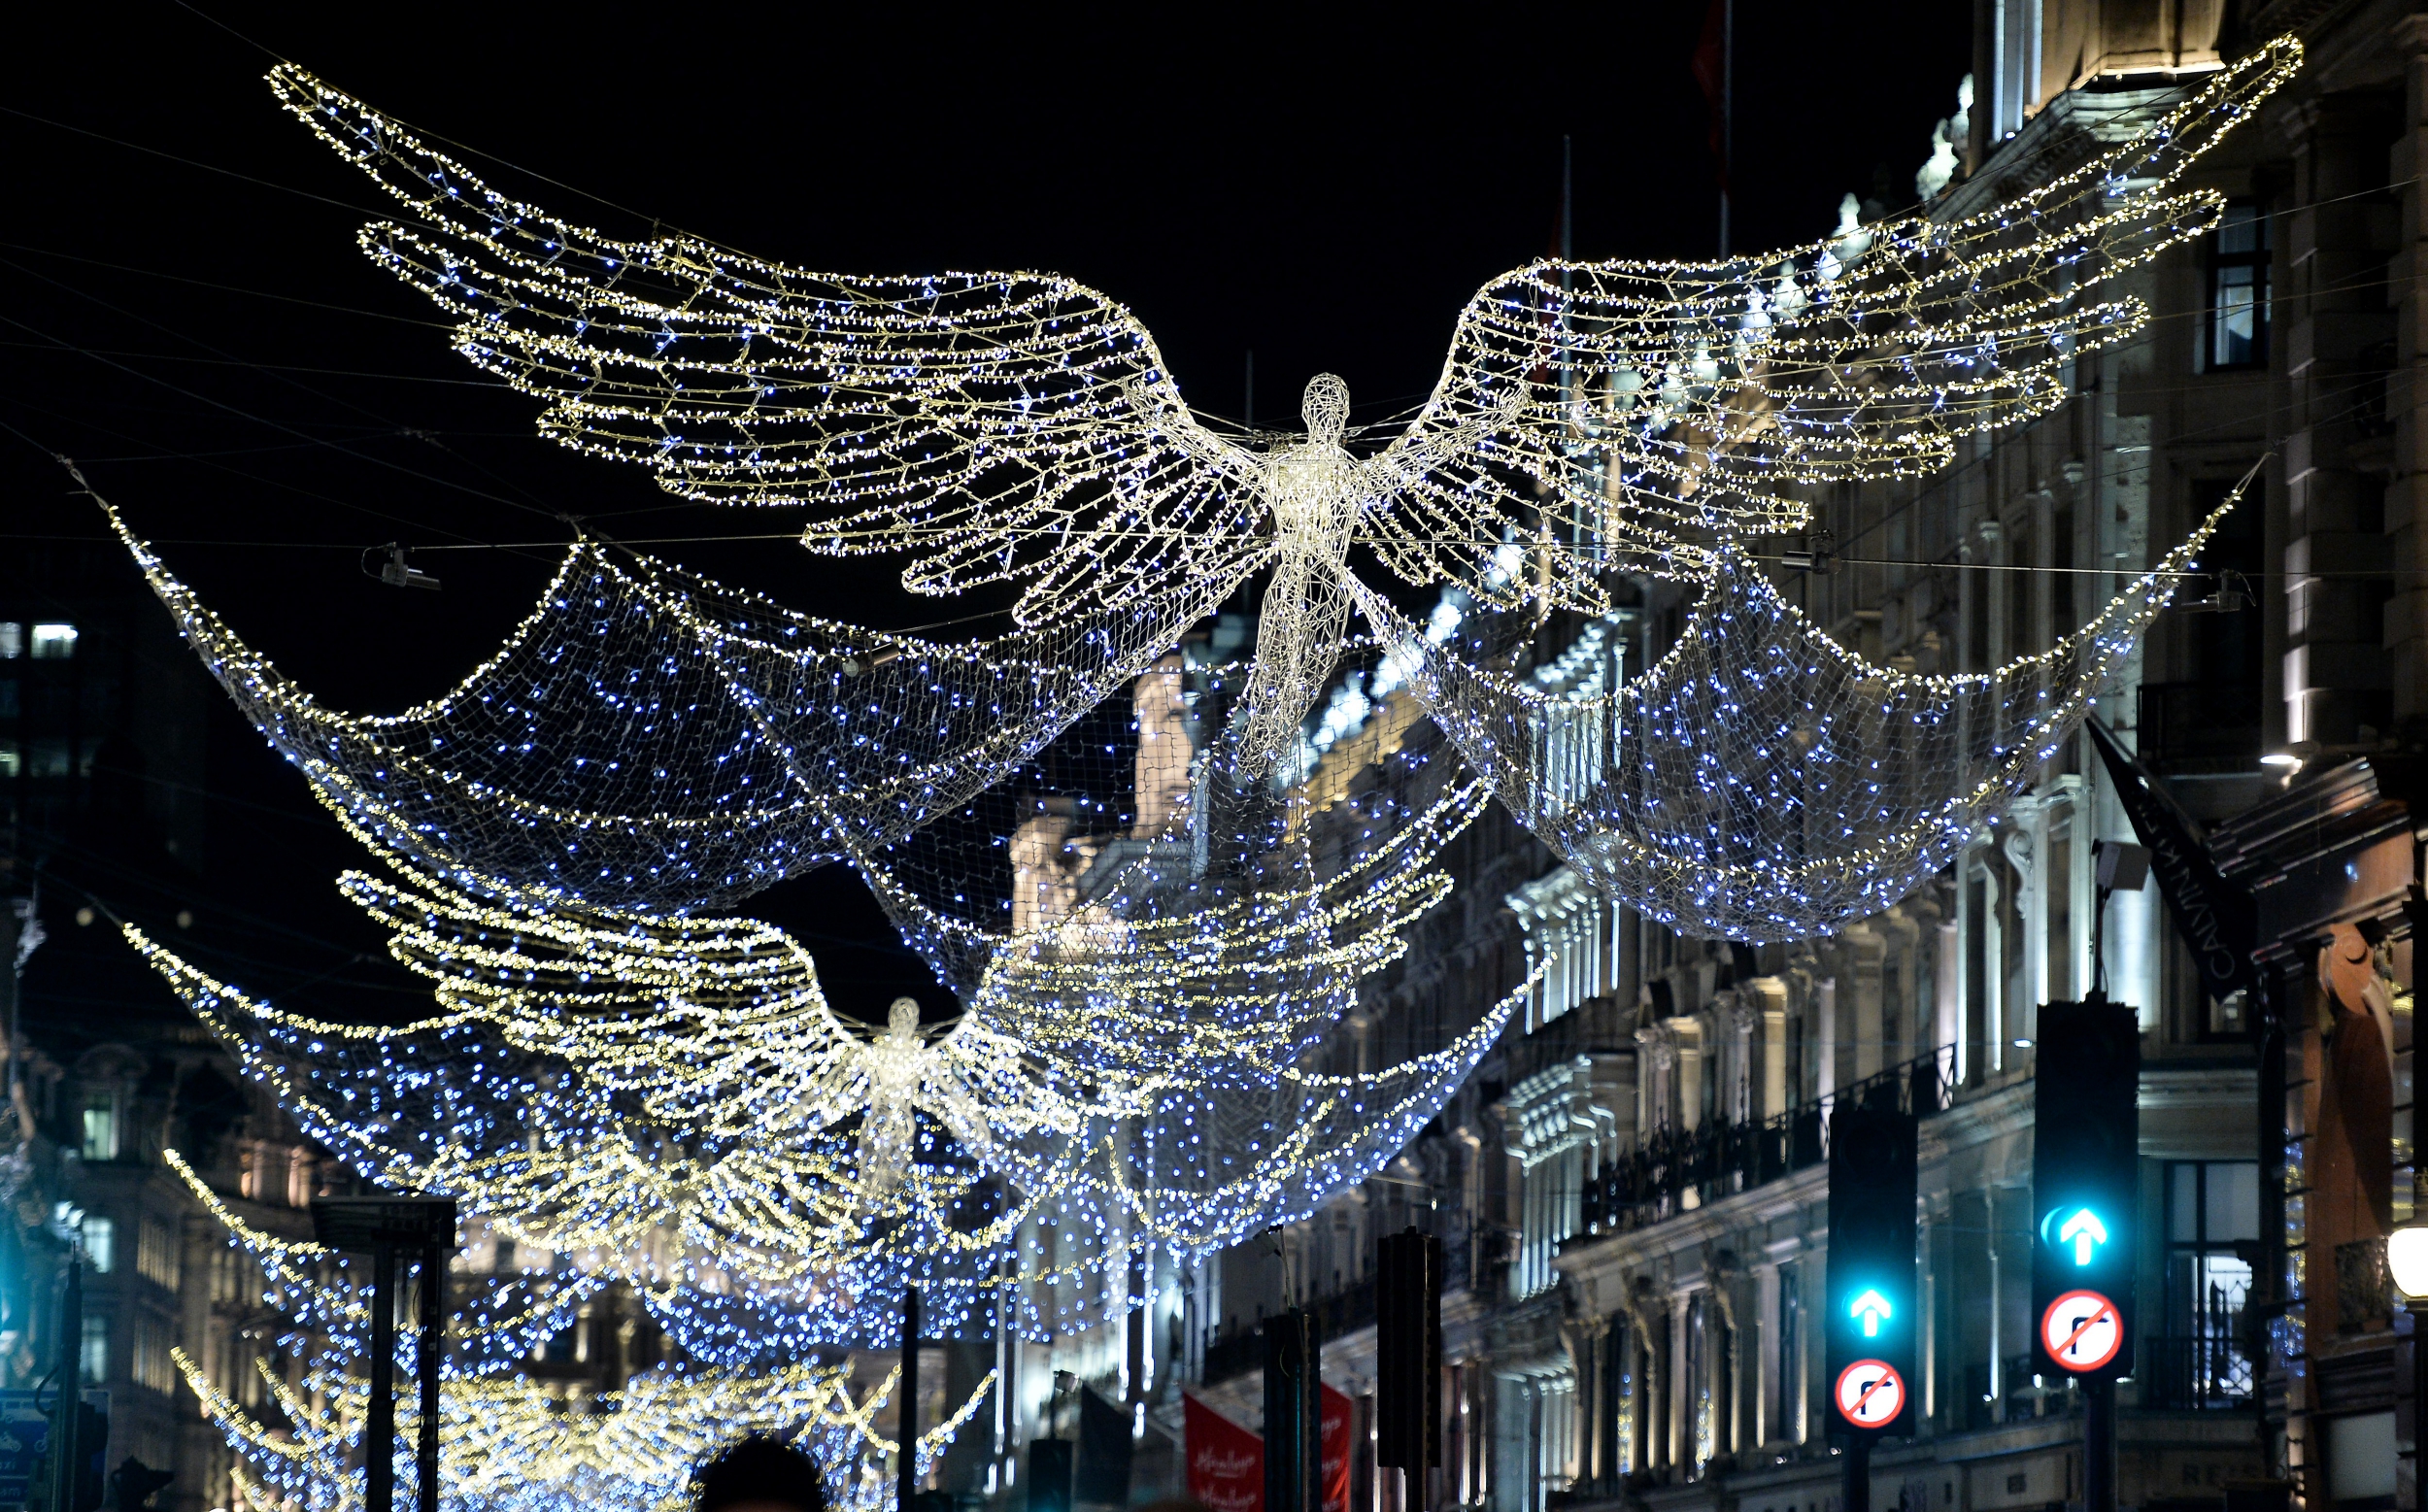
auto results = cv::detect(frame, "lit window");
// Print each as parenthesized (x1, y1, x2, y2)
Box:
(131, 1317, 176, 1395)
(82, 1216, 115, 1275)
(28, 624, 75, 660)
(2155, 1160, 2259, 1408)
(0, 624, 17, 658)
(0, 743, 17, 780)
(79, 1314, 107, 1385)
(137, 1218, 181, 1292)
(81, 1090, 120, 1162)
(2209, 205, 2269, 369)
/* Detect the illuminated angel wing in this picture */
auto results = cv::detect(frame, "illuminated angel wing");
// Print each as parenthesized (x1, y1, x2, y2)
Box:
(268, 64, 1270, 626)
(120, 855, 1126, 1312)
(1373, 36, 2300, 604)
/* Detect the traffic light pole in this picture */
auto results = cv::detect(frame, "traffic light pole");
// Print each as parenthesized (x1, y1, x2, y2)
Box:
(415, 1243, 441, 1512)
(2084, 1378, 2115, 1512)
(310, 1197, 455, 1512)
(1840, 1435, 1871, 1512)
(1376, 1230, 1442, 1512)
(366, 1245, 396, 1512)
(47, 1259, 82, 1512)
(900, 1286, 920, 1512)
(2038, 850, 2141, 1512)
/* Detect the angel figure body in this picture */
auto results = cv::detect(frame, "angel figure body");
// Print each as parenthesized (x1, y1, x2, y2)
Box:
(1237, 374, 1366, 772)
(855, 995, 973, 1194)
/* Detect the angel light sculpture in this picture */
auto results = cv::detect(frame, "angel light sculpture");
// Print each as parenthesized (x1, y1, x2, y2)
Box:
(123, 765, 1516, 1345)
(856, 995, 978, 1194)
(259, 38, 2298, 787)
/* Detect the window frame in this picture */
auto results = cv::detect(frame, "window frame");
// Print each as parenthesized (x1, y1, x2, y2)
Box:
(79, 1087, 121, 1162)
(2207, 202, 2270, 371)
(2158, 1159, 2260, 1408)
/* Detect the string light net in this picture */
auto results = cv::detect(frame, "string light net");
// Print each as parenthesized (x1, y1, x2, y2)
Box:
(175, 1167, 979, 1512)
(162, 1146, 607, 1375)
(1354, 489, 2243, 941)
(850, 698, 1532, 1331)
(100, 499, 1231, 914)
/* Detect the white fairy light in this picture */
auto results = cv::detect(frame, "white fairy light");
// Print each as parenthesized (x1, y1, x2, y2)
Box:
(125, 770, 1524, 1344)
(1357, 484, 2251, 941)
(259, 45, 2299, 785)
(172, 1148, 995, 1512)
(96, 497, 1231, 916)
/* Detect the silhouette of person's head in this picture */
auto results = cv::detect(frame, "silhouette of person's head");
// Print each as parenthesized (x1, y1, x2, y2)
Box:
(694, 1434, 826, 1512)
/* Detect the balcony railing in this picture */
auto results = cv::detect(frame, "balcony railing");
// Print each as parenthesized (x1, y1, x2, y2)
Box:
(1574, 1047, 1956, 1241)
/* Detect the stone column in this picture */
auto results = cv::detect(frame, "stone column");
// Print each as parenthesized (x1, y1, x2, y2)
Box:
(1669, 1292, 1691, 1473)
(1752, 977, 1790, 1121)
(2001, 795, 2045, 1034)
(1669, 1019, 1705, 1133)
(1753, 1261, 1780, 1448)
(1634, 1024, 1675, 1137)
(1726, 996, 1757, 1126)
(1841, 922, 1886, 1083)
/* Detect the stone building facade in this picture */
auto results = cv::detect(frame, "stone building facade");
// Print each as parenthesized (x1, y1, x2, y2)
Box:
(1165, 6, 2424, 1512)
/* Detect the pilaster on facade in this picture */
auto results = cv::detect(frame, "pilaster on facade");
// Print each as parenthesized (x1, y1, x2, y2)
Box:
(2271, 87, 2402, 753)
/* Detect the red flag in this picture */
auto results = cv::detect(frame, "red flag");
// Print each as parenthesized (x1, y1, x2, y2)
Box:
(1690, 0, 1729, 183)
(1319, 1385, 1355, 1512)
(1185, 1394, 1264, 1512)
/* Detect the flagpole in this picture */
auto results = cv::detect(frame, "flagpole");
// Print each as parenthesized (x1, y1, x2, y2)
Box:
(1719, 0, 1733, 254)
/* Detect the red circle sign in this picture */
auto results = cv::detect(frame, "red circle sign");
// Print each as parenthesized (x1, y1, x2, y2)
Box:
(1834, 1359, 1905, 1428)
(2040, 1289, 2122, 1373)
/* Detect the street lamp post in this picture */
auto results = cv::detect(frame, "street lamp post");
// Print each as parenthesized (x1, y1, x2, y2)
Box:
(2392, 1217, 2428, 1485)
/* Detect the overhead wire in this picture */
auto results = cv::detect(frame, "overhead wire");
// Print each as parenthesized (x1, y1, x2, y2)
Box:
(0, 255, 567, 522)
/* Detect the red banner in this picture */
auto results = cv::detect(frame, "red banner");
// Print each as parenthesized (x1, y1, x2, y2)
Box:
(1319, 1384, 1355, 1512)
(1185, 1394, 1264, 1512)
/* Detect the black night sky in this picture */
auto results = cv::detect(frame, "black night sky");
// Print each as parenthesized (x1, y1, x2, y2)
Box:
(0, 3, 1970, 1022)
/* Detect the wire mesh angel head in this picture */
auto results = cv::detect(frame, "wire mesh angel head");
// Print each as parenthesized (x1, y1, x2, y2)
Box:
(1300, 373, 1350, 444)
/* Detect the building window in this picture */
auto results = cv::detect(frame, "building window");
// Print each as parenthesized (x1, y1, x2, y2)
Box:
(80, 1216, 114, 1275)
(0, 624, 19, 659)
(1776, 1264, 1804, 1444)
(2155, 1160, 2259, 1407)
(132, 1316, 176, 1395)
(28, 623, 76, 660)
(1604, 1318, 1636, 1478)
(136, 1218, 180, 1292)
(286, 1148, 319, 1209)
(2209, 204, 2268, 369)
(2326, 1411, 2398, 1511)
(80, 1090, 120, 1162)
(79, 1314, 107, 1386)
